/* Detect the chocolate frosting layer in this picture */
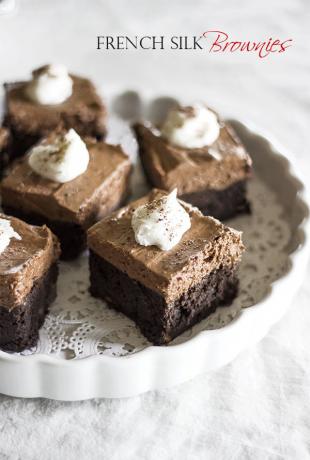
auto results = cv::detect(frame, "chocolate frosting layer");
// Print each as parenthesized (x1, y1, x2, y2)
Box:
(0, 213, 60, 309)
(87, 189, 244, 301)
(4, 71, 106, 139)
(1, 138, 131, 227)
(135, 120, 252, 195)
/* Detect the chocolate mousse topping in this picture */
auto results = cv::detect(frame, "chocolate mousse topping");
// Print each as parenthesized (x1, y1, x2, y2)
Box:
(0, 214, 60, 309)
(1, 137, 132, 227)
(134, 121, 252, 195)
(3, 70, 106, 146)
(87, 189, 244, 302)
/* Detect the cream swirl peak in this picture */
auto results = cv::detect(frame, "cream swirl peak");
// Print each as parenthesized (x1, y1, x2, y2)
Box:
(25, 64, 73, 105)
(28, 129, 89, 183)
(161, 104, 220, 149)
(0, 218, 21, 255)
(131, 189, 191, 251)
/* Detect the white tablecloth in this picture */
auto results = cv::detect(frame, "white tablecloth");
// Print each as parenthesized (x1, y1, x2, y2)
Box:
(0, 1, 310, 458)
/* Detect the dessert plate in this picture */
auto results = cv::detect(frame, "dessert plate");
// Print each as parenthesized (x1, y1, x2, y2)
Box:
(0, 101, 309, 400)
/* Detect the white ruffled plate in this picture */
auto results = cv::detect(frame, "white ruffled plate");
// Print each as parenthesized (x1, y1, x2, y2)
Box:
(0, 99, 309, 400)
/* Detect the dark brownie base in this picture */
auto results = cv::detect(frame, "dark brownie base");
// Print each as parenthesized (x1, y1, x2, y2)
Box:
(0, 263, 58, 352)
(180, 180, 251, 221)
(2, 206, 85, 260)
(89, 251, 239, 345)
(0, 151, 9, 178)
(137, 142, 250, 221)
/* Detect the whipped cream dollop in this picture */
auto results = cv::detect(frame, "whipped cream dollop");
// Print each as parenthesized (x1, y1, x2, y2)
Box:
(26, 64, 73, 105)
(131, 189, 191, 251)
(0, 218, 21, 255)
(161, 104, 220, 149)
(28, 129, 89, 183)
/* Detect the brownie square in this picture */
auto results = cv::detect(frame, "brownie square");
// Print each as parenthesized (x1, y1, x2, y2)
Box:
(134, 118, 252, 220)
(87, 190, 244, 345)
(0, 214, 60, 352)
(2, 69, 106, 163)
(1, 137, 132, 259)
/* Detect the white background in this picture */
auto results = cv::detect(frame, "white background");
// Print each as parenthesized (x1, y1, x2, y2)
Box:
(0, 0, 310, 458)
